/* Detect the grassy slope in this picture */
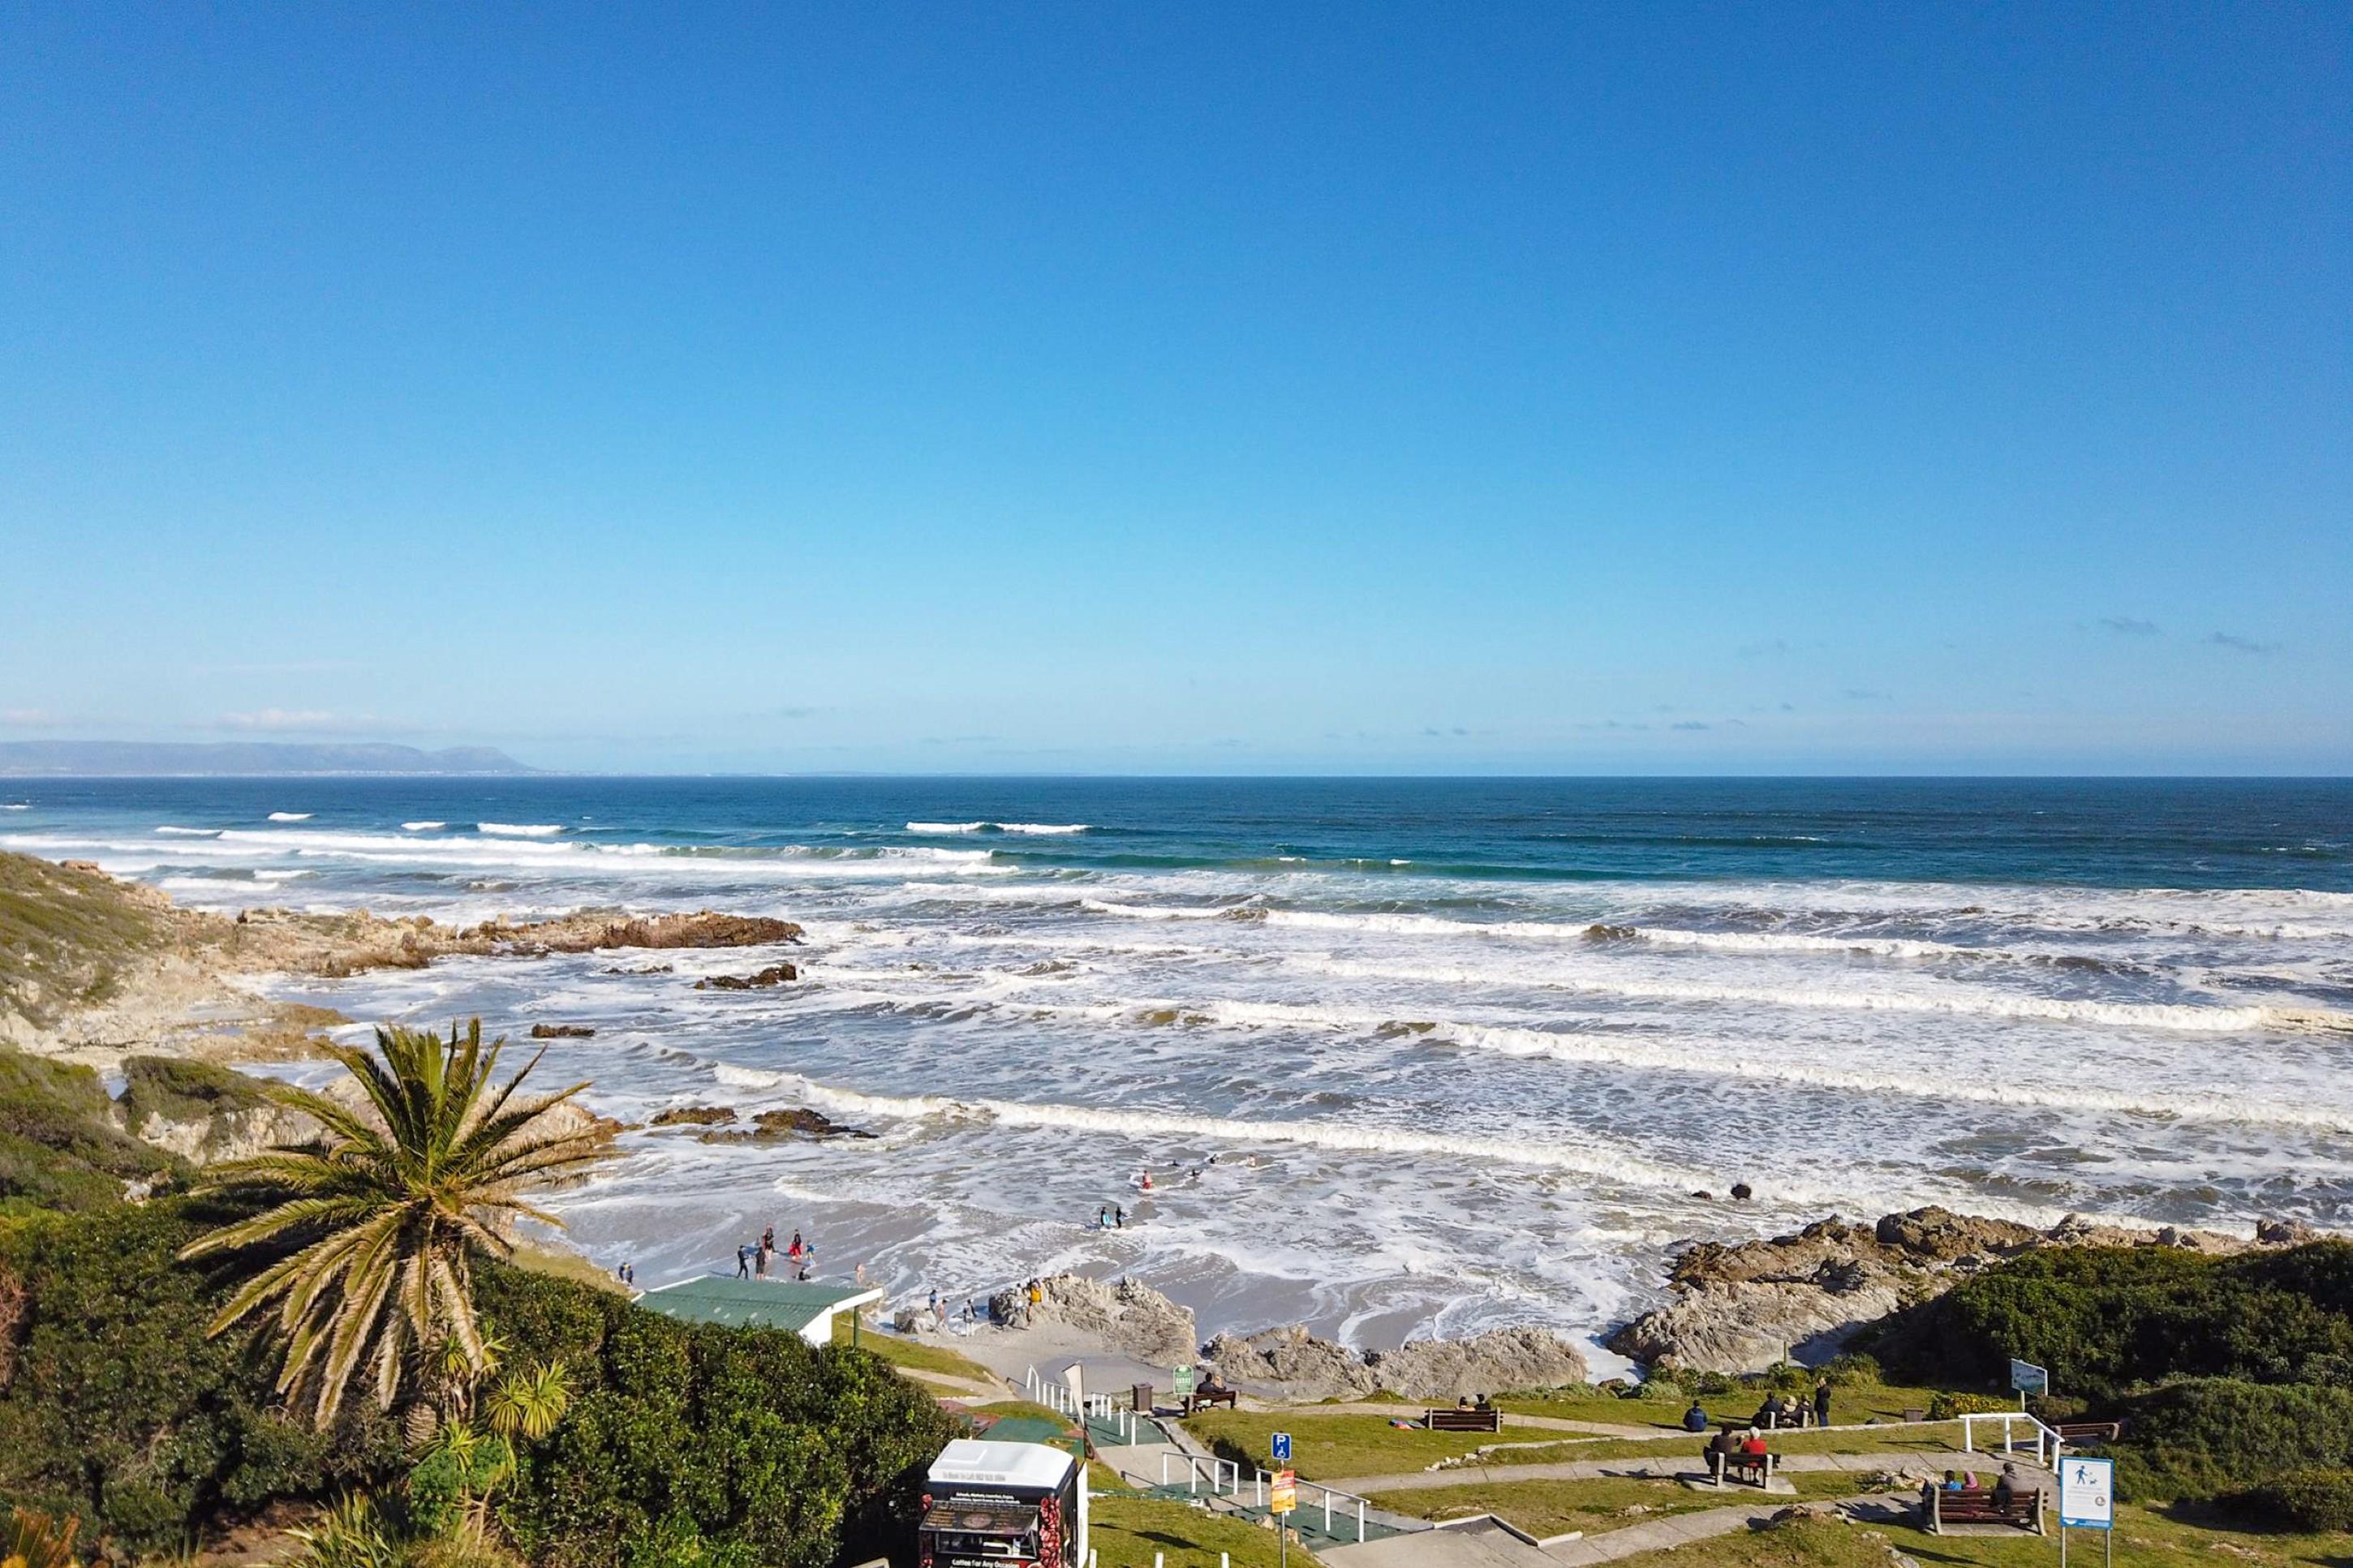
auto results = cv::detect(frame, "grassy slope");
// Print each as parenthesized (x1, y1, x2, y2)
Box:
(0, 851, 164, 1026)
(832, 1320, 1004, 1385)
(1182, 1409, 1504, 1480)
(1607, 1506, 2353, 1567)
(1088, 1496, 1322, 1568)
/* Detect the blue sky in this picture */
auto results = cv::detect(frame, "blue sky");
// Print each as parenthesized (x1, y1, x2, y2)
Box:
(2, 3, 2346, 774)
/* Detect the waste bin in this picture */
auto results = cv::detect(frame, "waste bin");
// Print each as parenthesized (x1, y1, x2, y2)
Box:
(1133, 1383, 1154, 1414)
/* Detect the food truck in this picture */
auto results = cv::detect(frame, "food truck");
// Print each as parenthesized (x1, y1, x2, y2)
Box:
(917, 1439, 1087, 1567)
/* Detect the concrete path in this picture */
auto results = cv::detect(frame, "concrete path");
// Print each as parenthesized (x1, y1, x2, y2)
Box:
(1540, 1491, 1890, 1566)
(1322, 1518, 1559, 1568)
(1328, 1449, 1999, 1494)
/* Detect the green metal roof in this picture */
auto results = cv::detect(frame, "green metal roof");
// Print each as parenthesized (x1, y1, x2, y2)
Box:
(634, 1274, 882, 1333)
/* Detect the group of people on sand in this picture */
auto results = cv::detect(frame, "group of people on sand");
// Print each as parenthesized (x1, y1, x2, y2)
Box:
(737, 1224, 818, 1282)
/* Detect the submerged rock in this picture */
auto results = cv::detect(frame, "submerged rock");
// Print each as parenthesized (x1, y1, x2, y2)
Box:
(695, 1106, 872, 1142)
(650, 1104, 736, 1127)
(528, 1022, 596, 1038)
(694, 964, 798, 990)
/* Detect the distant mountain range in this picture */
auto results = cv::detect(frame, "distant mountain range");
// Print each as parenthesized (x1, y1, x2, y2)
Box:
(0, 741, 536, 775)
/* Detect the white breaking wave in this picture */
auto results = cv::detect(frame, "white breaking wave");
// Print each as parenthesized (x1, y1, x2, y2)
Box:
(909, 821, 1089, 836)
(1612, 926, 1974, 960)
(1, 803, 28, 810)
(267, 811, 312, 822)
(479, 823, 564, 837)
(1290, 952, 2351, 1035)
(155, 826, 221, 837)
(402, 821, 447, 831)
(708, 1064, 1710, 1192)
(908, 822, 987, 834)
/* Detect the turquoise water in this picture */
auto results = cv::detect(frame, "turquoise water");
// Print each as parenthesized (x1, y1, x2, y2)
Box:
(7, 776, 2350, 1355)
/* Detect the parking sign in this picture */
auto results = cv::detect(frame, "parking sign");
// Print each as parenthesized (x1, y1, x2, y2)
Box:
(1271, 1431, 1292, 1463)
(2061, 1456, 2114, 1530)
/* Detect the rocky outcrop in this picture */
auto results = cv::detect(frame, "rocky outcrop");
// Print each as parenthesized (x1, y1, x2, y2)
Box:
(1200, 1323, 1590, 1401)
(693, 964, 798, 990)
(985, 1274, 1198, 1366)
(529, 1023, 596, 1038)
(651, 1105, 736, 1127)
(697, 1107, 871, 1143)
(1370, 1326, 1590, 1399)
(1611, 1205, 2317, 1373)
(1202, 1325, 1376, 1399)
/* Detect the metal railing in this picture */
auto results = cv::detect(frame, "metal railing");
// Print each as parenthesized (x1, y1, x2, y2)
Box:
(1160, 1451, 1241, 1496)
(1959, 1410, 2064, 1469)
(1020, 1367, 1147, 1443)
(1250, 1467, 1370, 1543)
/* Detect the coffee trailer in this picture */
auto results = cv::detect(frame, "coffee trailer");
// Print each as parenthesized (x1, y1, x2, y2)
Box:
(918, 1439, 1087, 1567)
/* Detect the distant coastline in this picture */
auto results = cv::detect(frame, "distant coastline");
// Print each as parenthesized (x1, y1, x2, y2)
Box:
(0, 741, 536, 776)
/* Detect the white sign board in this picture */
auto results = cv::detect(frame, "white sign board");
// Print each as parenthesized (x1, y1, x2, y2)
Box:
(2060, 1455, 2114, 1530)
(2009, 1358, 2049, 1394)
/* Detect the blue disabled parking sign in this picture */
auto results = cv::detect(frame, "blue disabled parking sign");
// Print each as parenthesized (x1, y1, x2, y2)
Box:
(1271, 1432, 1292, 1463)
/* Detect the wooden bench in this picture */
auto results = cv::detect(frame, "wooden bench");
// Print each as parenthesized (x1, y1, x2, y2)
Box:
(1708, 1450, 1774, 1489)
(1185, 1387, 1238, 1414)
(1426, 1407, 1502, 1433)
(1928, 1486, 2043, 1534)
(2055, 1420, 2122, 1444)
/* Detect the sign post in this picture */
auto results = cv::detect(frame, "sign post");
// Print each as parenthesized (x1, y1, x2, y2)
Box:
(1172, 1364, 1195, 1403)
(2009, 1357, 2050, 1411)
(1270, 1467, 1297, 1568)
(1271, 1432, 1292, 1464)
(2059, 1454, 2114, 1568)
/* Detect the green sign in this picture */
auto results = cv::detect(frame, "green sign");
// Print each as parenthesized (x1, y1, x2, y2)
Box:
(1173, 1364, 1195, 1396)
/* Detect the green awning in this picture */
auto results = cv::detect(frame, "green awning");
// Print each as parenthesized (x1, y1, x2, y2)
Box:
(634, 1274, 882, 1334)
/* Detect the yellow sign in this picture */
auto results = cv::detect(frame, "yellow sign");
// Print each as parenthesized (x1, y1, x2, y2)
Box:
(1270, 1469, 1297, 1514)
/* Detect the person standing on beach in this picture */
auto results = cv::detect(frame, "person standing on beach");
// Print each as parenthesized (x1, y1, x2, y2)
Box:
(789, 1228, 804, 1261)
(736, 1244, 751, 1278)
(755, 1240, 771, 1278)
(762, 1223, 776, 1255)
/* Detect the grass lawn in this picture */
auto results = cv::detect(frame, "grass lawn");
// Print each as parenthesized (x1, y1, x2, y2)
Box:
(1366, 1471, 1865, 1540)
(1088, 1495, 1322, 1568)
(832, 1319, 1002, 1385)
(1181, 1409, 1503, 1482)
(1604, 1504, 2353, 1566)
(1499, 1379, 1958, 1431)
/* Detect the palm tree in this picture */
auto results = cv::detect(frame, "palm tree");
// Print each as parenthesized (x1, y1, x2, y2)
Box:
(179, 1020, 615, 1428)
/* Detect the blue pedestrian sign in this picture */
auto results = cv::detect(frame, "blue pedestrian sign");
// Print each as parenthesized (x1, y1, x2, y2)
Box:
(1271, 1432, 1292, 1463)
(2060, 1455, 2114, 1530)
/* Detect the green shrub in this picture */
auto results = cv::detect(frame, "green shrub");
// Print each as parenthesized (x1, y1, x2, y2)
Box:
(1863, 1243, 2353, 1403)
(0, 1200, 400, 1555)
(1927, 1390, 2014, 1420)
(2227, 1467, 2353, 1532)
(2110, 1379, 2353, 1501)
(0, 1048, 183, 1209)
(117, 1055, 271, 1130)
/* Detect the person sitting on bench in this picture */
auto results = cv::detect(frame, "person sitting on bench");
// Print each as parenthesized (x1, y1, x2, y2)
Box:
(1993, 1463, 2020, 1509)
(1703, 1428, 1741, 1471)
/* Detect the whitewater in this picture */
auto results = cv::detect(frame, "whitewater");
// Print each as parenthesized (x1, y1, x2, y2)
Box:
(4, 775, 2347, 1359)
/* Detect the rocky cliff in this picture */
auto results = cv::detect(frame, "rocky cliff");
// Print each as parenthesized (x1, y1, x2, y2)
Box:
(1202, 1322, 1589, 1400)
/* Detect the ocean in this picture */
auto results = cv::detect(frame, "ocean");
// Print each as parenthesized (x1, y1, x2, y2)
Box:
(7, 775, 2351, 1363)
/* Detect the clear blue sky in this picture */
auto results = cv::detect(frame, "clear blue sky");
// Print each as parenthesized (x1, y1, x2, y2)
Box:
(2, 3, 2346, 774)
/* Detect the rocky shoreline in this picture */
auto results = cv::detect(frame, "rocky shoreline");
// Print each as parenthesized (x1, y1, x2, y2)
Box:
(1608, 1205, 2327, 1374)
(6, 849, 2340, 1406)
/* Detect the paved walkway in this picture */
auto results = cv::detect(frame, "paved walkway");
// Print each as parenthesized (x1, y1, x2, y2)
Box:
(1329, 1448, 2026, 1494)
(1541, 1490, 1898, 1566)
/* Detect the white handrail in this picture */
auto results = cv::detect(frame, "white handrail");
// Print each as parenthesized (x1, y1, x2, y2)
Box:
(1960, 1411, 2065, 1469)
(1252, 1467, 1371, 1542)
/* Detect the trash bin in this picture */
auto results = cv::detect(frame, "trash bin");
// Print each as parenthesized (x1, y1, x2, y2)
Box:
(1133, 1383, 1154, 1414)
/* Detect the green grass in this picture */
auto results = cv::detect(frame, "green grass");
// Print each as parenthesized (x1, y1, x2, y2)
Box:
(117, 1053, 272, 1129)
(1543, 1419, 1967, 1463)
(0, 1045, 184, 1209)
(1365, 1471, 1865, 1540)
(831, 1320, 1002, 1385)
(1603, 1503, 2353, 1566)
(1181, 1409, 1502, 1482)
(1087, 1495, 1323, 1568)
(972, 1399, 1081, 1437)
